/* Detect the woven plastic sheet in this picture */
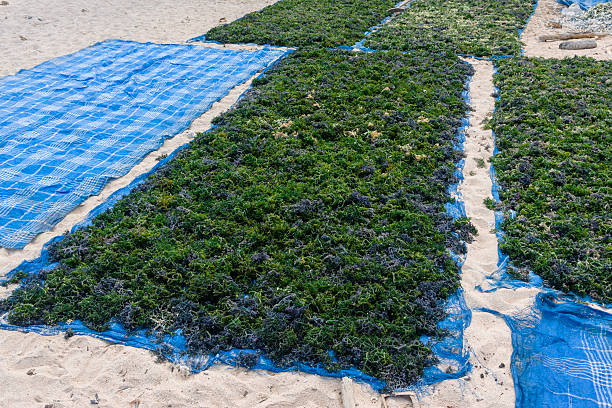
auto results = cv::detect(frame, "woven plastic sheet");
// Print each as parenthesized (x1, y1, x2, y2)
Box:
(1, 81, 474, 393)
(557, 0, 610, 9)
(483, 294, 612, 407)
(0, 40, 288, 249)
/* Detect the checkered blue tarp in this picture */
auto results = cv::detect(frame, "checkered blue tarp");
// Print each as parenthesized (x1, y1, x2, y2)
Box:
(0, 40, 288, 249)
(502, 294, 612, 408)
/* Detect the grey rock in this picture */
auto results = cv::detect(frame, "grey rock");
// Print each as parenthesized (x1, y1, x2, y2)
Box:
(559, 39, 597, 49)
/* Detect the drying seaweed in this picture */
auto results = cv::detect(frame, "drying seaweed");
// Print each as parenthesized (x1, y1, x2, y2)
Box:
(492, 57, 611, 303)
(3, 50, 475, 389)
(204, 0, 395, 48)
(364, 0, 536, 57)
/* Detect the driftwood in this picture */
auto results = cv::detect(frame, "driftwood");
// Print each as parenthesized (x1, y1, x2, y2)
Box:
(538, 32, 607, 42)
(559, 39, 597, 50)
(381, 391, 421, 408)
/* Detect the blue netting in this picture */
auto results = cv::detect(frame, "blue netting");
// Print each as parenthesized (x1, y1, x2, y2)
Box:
(557, 0, 610, 9)
(481, 294, 612, 407)
(0, 39, 288, 249)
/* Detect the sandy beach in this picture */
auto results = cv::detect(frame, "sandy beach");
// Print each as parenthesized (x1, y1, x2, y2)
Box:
(1, 0, 609, 406)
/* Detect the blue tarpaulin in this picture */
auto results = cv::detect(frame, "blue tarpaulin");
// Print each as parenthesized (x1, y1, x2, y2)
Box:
(557, 0, 610, 9)
(0, 40, 288, 249)
(485, 294, 612, 407)
(0, 52, 474, 394)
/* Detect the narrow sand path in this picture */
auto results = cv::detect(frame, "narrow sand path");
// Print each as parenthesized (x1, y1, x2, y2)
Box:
(417, 7, 612, 405)
(415, 59, 539, 408)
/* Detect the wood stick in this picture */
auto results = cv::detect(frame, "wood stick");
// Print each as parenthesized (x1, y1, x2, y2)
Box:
(538, 32, 607, 42)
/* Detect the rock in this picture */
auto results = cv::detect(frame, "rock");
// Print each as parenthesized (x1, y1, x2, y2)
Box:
(0, 1, 8, 5)
(499, 362, 505, 368)
(559, 39, 597, 49)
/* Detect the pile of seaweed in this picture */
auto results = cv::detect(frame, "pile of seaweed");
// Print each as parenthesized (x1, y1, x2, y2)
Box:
(2, 50, 475, 389)
(364, 0, 537, 57)
(204, 0, 395, 48)
(491, 57, 611, 304)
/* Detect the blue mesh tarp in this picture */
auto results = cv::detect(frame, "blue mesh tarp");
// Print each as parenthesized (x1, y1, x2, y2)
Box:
(0, 39, 288, 249)
(557, 0, 610, 9)
(0, 79, 474, 393)
(484, 294, 612, 407)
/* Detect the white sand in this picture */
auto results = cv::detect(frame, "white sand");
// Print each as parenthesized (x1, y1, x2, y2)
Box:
(0, 0, 277, 77)
(521, 0, 612, 59)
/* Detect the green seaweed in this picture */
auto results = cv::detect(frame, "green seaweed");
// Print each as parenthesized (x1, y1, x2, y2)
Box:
(2, 50, 475, 389)
(204, 0, 395, 48)
(364, 0, 536, 57)
(492, 57, 611, 303)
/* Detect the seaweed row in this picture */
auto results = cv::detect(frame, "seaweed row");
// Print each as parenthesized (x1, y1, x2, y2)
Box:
(491, 57, 611, 304)
(204, 0, 396, 48)
(364, 0, 537, 57)
(2, 50, 476, 390)
(204, 0, 536, 57)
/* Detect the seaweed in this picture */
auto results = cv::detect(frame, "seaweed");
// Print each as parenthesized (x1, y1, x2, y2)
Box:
(204, 0, 395, 48)
(364, 0, 536, 57)
(3, 50, 475, 389)
(491, 57, 611, 303)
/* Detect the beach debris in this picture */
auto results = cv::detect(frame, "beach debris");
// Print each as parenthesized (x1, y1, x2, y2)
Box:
(90, 393, 99, 405)
(26, 368, 35, 375)
(560, 2, 612, 33)
(382, 391, 421, 408)
(19, 35, 27, 41)
(0, 1, 8, 5)
(64, 328, 74, 339)
(538, 32, 605, 41)
(559, 38, 597, 49)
